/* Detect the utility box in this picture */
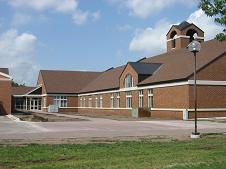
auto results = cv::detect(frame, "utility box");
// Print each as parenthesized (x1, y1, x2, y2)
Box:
(48, 105, 58, 113)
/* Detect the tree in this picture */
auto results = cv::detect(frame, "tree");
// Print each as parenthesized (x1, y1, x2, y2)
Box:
(199, 0, 226, 41)
(11, 79, 26, 87)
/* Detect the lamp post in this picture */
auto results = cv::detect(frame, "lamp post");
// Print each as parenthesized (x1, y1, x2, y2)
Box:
(188, 40, 201, 139)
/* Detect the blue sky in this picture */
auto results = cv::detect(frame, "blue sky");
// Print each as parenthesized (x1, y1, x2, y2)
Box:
(0, 0, 224, 85)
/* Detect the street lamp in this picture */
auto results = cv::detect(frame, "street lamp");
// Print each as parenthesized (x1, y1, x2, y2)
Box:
(188, 40, 201, 139)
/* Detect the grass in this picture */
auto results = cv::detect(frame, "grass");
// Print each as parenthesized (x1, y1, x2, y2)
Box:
(1, 136, 226, 169)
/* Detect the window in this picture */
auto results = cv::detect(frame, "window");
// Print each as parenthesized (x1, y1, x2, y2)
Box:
(83, 97, 86, 107)
(116, 93, 120, 108)
(110, 94, 114, 108)
(80, 97, 83, 107)
(126, 91, 132, 108)
(148, 89, 153, 108)
(100, 95, 103, 108)
(124, 74, 133, 88)
(53, 96, 67, 108)
(95, 96, 99, 108)
(89, 97, 92, 108)
(138, 90, 143, 108)
(43, 97, 46, 107)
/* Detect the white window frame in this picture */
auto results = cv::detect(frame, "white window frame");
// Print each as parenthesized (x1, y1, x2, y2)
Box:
(124, 74, 133, 88)
(80, 97, 83, 107)
(148, 89, 153, 108)
(53, 96, 67, 108)
(138, 90, 143, 108)
(95, 96, 99, 108)
(43, 97, 46, 107)
(110, 93, 114, 108)
(99, 95, 103, 108)
(83, 97, 86, 107)
(116, 93, 120, 108)
(126, 91, 132, 108)
(89, 97, 92, 108)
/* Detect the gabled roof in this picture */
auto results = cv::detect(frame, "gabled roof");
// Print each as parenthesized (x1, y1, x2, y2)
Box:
(166, 21, 204, 36)
(12, 86, 36, 95)
(139, 39, 226, 86)
(40, 70, 101, 94)
(174, 21, 191, 31)
(79, 65, 125, 93)
(0, 68, 9, 75)
(128, 62, 161, 75)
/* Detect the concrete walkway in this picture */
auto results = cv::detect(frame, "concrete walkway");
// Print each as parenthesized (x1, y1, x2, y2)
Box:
(0, 113, 226, 142)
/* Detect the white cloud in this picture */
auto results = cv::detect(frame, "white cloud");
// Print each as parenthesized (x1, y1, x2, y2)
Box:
(0, 29, 39, 85)
(129, 9, 225, 54)
(108, 0, 196, 18)
(8, 0, 100, 25)
(72, 10, 100, 25)
(129, 20, 170, 53)
(187, 9, 224, 41)
(11, 13, 32, 27)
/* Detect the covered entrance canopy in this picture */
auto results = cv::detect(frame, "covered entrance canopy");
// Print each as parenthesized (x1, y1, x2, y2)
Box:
(12, 86, 43, 111)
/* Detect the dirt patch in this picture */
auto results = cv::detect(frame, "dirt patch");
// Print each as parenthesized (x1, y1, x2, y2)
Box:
(13, 111, 87, 122)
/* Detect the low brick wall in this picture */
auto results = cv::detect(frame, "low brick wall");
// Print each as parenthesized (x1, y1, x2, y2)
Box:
(188, 111, 226, 119)
(78, 108, 132, 117)
(151, 110, 183, 120)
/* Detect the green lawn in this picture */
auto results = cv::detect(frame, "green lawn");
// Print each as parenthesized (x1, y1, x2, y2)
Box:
(1, 136, 226, 169)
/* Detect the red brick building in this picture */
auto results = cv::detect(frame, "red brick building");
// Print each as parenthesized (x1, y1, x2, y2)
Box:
(0, 68, 12, 115)
(11, 21, 226, 119)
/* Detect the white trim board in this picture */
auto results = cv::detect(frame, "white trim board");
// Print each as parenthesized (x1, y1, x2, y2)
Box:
(0, 72, 12, 79)
(0, 78, 11, 81)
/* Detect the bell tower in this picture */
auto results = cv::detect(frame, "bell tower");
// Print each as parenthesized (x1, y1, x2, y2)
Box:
(166, 21, 204, 52)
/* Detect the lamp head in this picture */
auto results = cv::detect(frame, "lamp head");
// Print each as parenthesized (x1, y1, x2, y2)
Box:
(187, 40, 201, 53)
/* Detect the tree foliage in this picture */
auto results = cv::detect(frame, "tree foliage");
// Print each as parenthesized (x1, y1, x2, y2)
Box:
(199, 0, 226, 41)
(11, 79, 26, 87)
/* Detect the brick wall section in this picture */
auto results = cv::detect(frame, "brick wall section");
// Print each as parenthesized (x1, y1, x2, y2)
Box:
(0, 80, 11, 115)
(153, 85, 189, 108)
(189, 111, 226, 119)
(151, 111, 183, 120)
(189, 85, 226, 108)
(78, 108, 132, 117)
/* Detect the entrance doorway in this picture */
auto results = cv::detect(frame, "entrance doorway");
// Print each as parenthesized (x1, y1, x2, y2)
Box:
(29, 98, 41, 111)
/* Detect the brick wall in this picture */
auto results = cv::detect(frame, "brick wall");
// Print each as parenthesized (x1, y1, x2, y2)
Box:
(0, 80, 11, 115)
(189, 85, 226, 108)
(153, 85, 189, 108)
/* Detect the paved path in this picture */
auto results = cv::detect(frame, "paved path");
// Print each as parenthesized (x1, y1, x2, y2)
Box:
(0, 113, 226, 141)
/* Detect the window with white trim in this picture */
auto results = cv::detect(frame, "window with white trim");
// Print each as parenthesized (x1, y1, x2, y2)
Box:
(116, 93, 120, 108)
(95, 96, 98, 108)
(126, 91, 132, 108)
(89, 97, 92, 108)
(138, 90, 143, 108)
(80, 97, 83, 107)
(124, 74, 133, 88)
(148, 89, 153, 108)
(83, 97, 86, 107)
(100, 95, 103, 108)
(110, 94, 114, 108)
(53, 96, 67, 108)
(43, 97, 46, 107)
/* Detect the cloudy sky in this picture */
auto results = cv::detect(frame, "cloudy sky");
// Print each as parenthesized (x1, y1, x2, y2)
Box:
(0, 0, 224, 85)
